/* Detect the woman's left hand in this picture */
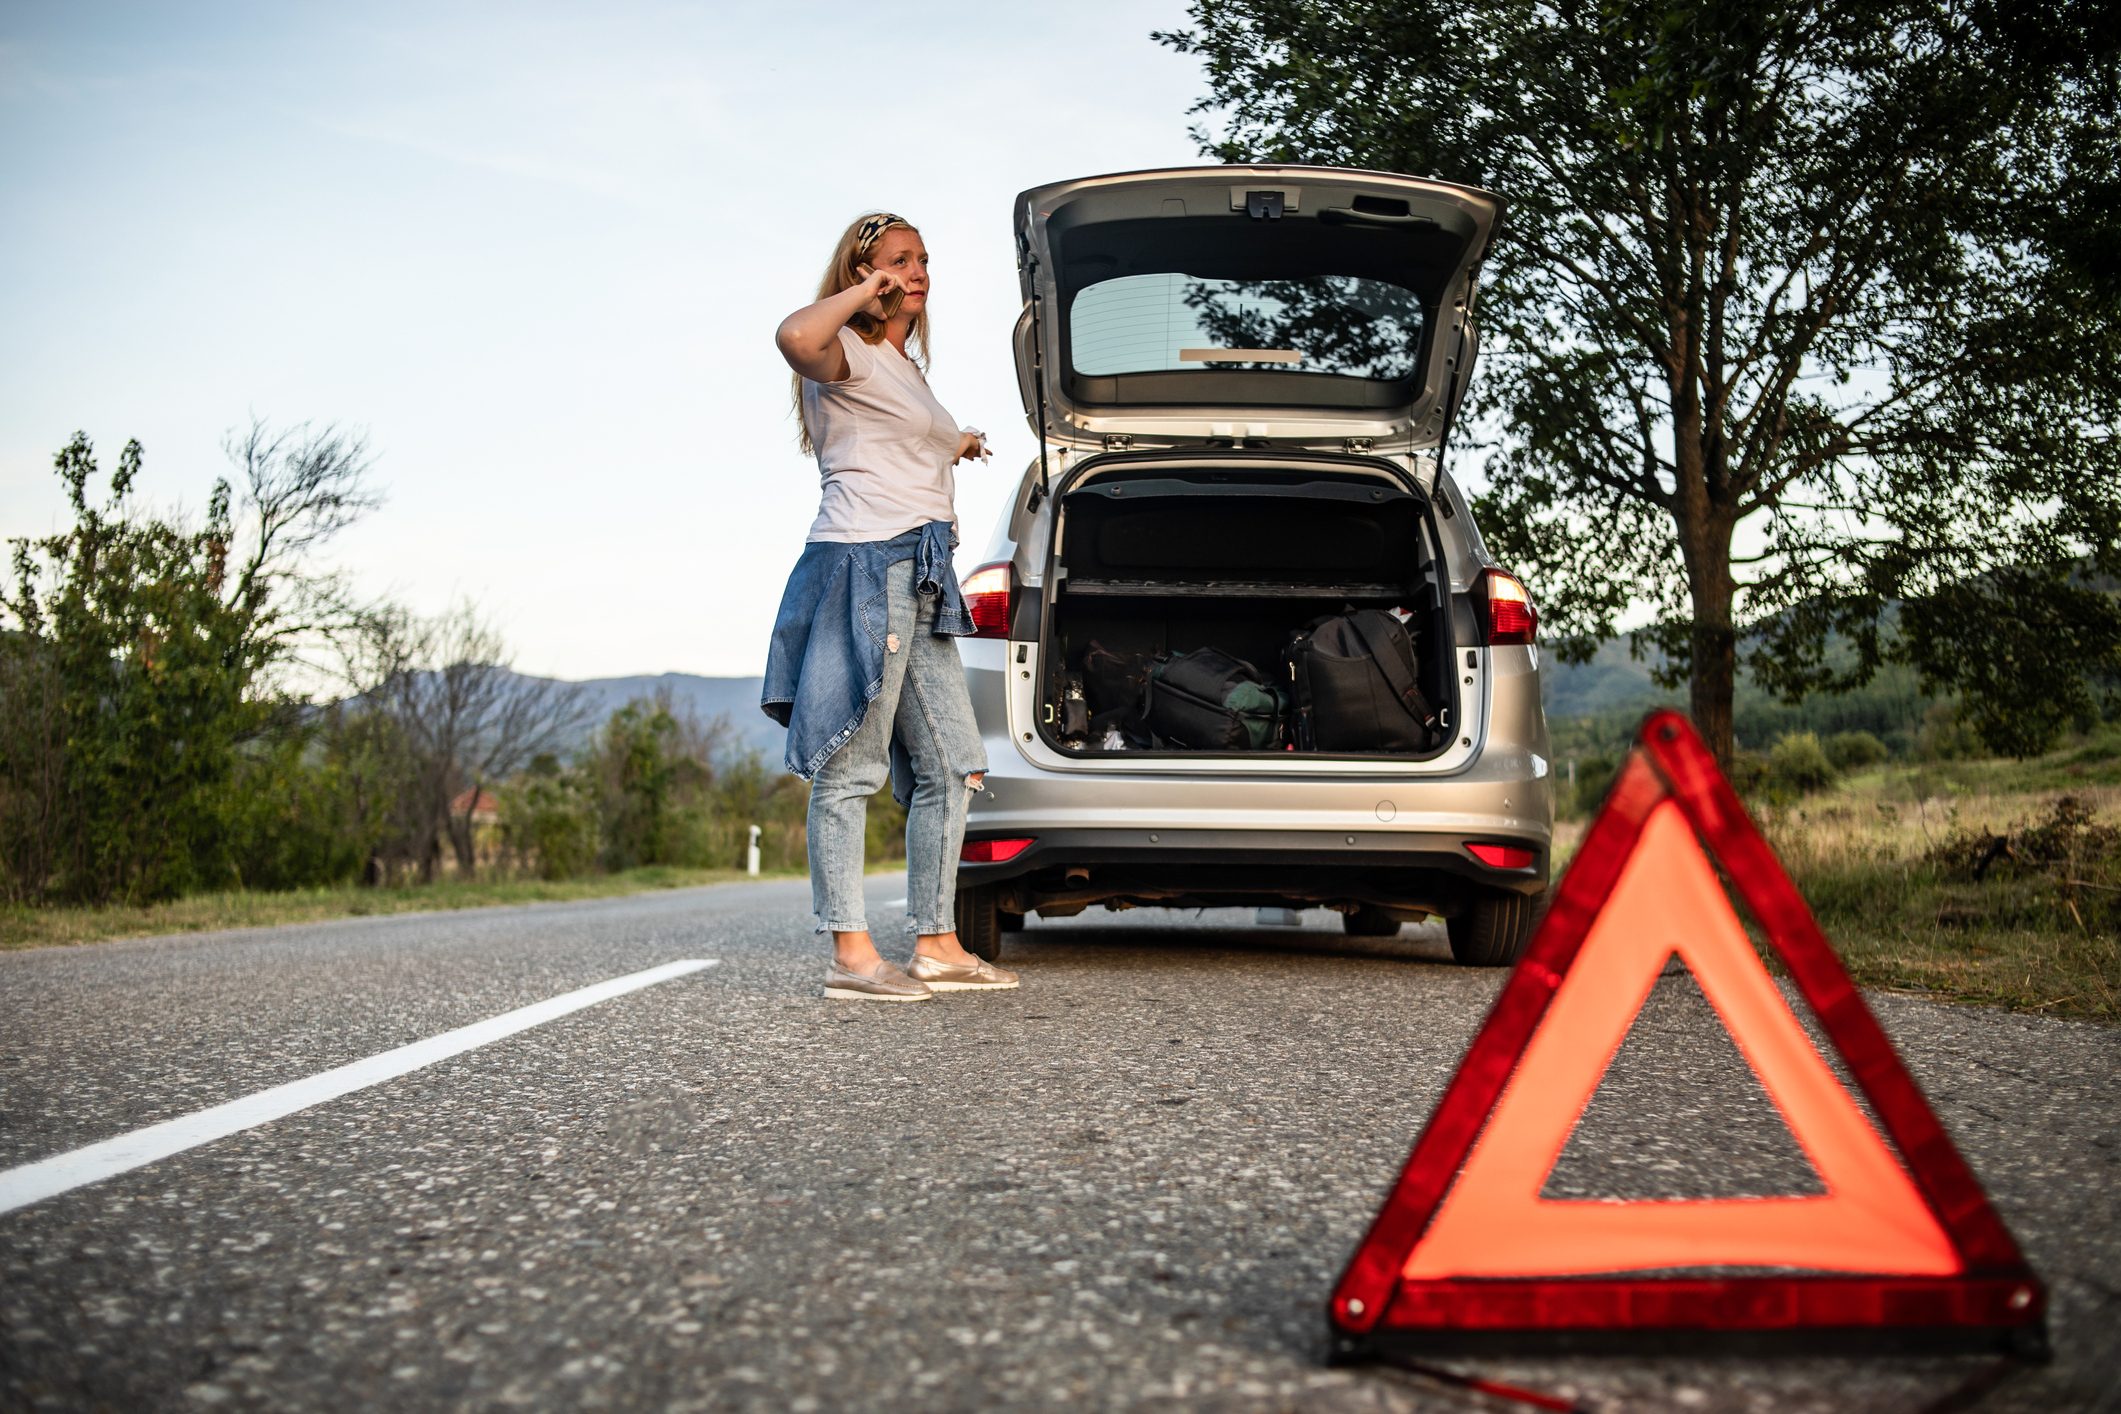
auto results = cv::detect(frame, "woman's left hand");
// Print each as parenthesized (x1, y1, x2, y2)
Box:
(952, 429, 991, 465)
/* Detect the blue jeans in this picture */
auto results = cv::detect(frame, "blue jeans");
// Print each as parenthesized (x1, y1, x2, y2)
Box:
(808, 557, 988, 940)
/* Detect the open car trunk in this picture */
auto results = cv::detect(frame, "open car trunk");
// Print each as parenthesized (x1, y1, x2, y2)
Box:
(1038, 463, 1456, 758)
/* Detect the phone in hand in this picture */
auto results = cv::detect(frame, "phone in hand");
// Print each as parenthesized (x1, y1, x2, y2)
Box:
(857, 263, 905, 320)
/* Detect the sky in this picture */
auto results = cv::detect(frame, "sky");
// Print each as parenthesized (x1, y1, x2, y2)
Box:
(0, 0, 1213, 680)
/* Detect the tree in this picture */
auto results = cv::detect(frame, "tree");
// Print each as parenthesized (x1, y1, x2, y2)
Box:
(580, 692, 744, 871)
(365, 605, 591, 880)
(218, 418, 382, 687)
(0, 426, 377, 902)
(1158, 0, 2121, 762)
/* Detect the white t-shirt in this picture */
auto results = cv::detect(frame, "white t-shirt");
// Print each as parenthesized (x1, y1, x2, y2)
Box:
(803, 326, 960, 543)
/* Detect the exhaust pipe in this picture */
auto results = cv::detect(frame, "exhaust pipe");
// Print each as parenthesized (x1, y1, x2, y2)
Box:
(1064, 865, 1091, 887)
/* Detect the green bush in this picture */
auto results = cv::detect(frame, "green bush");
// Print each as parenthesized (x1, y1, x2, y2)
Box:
(1727, 748, 1771, 799)
(222, 730, 368, 891)
(590, 701, 685, 871)
(1767, 732, 1839, 796)
(709, 747, 832, 871)
(1559, 754, 1621, 818)
(1824, 730, 1890, 772)
(1916, 700, 1985, 762)
(500, 770, 599, 880)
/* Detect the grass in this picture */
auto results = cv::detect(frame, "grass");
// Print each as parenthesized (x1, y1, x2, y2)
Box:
(0, 865, 811, 952)
(1759, 783, 2119, 1022)
(1559, 726, 2121, 1023)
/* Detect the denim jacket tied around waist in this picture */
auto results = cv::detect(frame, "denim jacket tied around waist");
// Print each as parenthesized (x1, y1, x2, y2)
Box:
(759, 519, 974, 806)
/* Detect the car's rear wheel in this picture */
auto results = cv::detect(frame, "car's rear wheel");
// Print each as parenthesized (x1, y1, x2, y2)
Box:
(954, 885, 1004, 961)
(1447, 888, 1544, 967)
(1341, 906, 1402, 937)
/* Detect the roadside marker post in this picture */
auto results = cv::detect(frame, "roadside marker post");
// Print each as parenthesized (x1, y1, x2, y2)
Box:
(1329, 710, 2048, 1362)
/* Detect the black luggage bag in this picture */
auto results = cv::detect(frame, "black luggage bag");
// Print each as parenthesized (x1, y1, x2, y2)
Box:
(1140, 647, 1286, 751)
(1283, 610, 1443, 752)
(1082, 640, 1153, 722)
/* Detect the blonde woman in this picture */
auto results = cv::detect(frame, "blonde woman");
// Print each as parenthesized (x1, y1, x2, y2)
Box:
(761, 212, 1018, 1002)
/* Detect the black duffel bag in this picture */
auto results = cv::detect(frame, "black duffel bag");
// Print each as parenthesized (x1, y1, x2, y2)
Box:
(1283, 610, 1443, 752)
(1082, 638, 1155, 729)
(1140, 647, 1286, 751)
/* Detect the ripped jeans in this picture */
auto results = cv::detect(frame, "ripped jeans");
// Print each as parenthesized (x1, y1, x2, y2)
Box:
(808, 556, 988, 940)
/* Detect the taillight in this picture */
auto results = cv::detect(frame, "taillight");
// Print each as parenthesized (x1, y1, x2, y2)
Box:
(962, 837, 1033, 863)
(1466, 842, 1536, 870)
(961, 561, 1012, 639)
(1476, 567, 1537, 646)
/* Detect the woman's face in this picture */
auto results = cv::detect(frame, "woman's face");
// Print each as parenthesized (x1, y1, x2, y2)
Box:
(865, 227, 930, 315)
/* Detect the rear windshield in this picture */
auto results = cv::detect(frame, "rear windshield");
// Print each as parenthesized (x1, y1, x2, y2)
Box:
(1069, 273, 1424, 380)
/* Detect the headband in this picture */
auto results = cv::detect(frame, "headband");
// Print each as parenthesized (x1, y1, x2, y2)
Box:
(855, 212, 909, 253)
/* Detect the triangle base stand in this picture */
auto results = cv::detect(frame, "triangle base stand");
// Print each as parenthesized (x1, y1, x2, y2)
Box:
(1334, 1275, 2050, 1361)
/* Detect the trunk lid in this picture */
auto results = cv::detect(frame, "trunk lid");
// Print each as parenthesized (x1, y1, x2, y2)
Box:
(1013, 166, 1502, 456)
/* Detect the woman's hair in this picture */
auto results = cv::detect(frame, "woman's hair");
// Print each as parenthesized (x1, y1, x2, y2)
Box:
(791, 211, 931, 454)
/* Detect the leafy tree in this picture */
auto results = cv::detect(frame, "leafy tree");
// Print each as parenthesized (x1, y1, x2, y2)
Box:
(584, 695, 743, 870)
(499, 764, 600, 880)
(0, 437, 247, 899)
(593, 699, 688, 870)
(362, 605, 590, 880)
(1158, 0, 2121, 762)
(221, 718, 371, 891)
(0, 426, 377, 902)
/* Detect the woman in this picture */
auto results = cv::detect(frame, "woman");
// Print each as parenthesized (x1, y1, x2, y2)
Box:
(761, 211, 1018, 1002)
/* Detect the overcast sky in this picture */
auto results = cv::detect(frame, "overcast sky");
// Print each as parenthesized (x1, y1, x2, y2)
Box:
(0, 1, 1211, 680)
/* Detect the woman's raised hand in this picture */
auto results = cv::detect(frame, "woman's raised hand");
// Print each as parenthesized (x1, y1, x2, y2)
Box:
(774, 261, 909, 381)
(952, 429, 990, 465)
(854, 263, 905, 319)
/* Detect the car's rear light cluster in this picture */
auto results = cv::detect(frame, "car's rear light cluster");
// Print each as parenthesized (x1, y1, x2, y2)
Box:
(962, 561, 1012, 639)
(1475, 567, 1537, 646)
(1465, 841, 1537, 870)
(962, 837, 1033, 863)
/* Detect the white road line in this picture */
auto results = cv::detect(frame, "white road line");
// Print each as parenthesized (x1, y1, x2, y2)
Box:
(0, 958, 718, 1218)
(885, 898, 907, 908)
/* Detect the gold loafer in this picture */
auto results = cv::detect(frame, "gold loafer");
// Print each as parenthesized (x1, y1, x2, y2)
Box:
(824, 958, 933, 1002)
(905, 953, 1020, 991)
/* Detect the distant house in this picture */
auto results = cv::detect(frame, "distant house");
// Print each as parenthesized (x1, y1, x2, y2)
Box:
(450, 788, 501, 825)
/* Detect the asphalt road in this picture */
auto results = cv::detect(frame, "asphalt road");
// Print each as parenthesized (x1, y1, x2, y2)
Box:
(2, 877, 2116, 1412)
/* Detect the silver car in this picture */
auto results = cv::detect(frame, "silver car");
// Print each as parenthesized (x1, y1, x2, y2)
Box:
(950, 165, 1553, 965)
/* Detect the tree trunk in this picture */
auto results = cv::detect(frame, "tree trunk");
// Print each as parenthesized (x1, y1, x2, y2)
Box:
(1689, 607, 1738, 769)
(1682, 523, 1740, 769)
(450, 812, 476, 878)
(1669, 356, 1739, 769)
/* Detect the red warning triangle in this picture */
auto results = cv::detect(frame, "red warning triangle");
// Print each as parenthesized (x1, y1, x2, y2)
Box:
(1330, 710, 2046, 1356)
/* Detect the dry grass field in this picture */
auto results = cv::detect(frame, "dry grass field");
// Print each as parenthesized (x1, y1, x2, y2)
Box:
(1768, 783, 2119, 1022)
(1556, 729, 2121, 1022)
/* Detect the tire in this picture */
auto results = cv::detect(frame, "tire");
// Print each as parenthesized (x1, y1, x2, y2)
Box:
(1341, 906, 1403, 937)
(999, 909, 1025, 933)
(1447, 888, 1544, 967)
(955, 885, 1003, 961)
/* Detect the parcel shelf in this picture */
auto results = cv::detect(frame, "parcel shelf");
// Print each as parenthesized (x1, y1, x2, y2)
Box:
(1059, 577, 1409, 600)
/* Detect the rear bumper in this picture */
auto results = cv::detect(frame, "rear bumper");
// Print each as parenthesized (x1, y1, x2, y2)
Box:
(959, 825, 1548, 916)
